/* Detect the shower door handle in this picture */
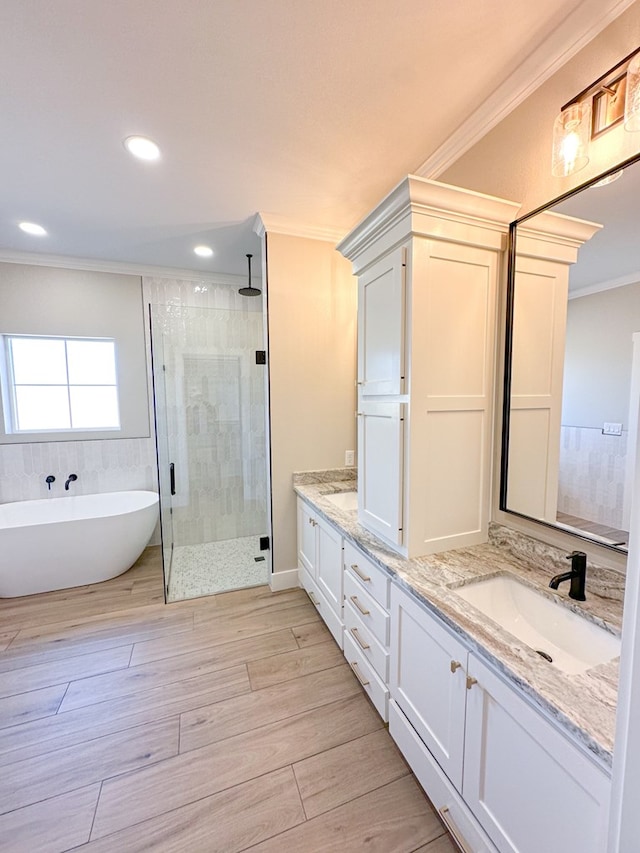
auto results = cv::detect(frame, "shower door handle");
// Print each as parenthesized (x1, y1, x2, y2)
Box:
(169, 462, 176, 496)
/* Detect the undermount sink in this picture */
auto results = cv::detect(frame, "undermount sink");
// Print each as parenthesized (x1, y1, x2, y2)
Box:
(323, 491, 358, 511)
(453, 574, 620, 675)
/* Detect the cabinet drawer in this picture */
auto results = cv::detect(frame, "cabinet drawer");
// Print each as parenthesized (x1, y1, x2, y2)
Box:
(344, 630, 389, 722)
(343, 539, 390, 608)
(389, 700, 498, 853)
(344, 571, 390, 646)
(299, 565, 343, 650)
(344, 599, 389, 682)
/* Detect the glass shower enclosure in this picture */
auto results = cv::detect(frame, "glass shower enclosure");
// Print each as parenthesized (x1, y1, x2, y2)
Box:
(150, 303, 269, 602)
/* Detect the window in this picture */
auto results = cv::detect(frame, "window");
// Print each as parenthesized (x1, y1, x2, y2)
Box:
(3, 335, 120, 433)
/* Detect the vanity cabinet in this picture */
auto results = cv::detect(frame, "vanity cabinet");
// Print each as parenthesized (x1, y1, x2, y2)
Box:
(296, 498, 344, 648)
(389, 584, 611, 853)
(338, 176, 519, 559)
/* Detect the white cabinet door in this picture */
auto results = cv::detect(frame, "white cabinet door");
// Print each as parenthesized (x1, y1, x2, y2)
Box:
(463, 652, 610, 853)
(316, 516, 343, 616)
(390, 585, 468, 790)
(357, 247, 406, 396)
(297, 498, 317, 576)
(358, 401, 404, 546)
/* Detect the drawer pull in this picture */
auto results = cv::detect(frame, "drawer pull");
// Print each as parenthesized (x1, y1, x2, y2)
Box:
(350, 595, 370, 616)
(466, 675, 477, 690)
(450, 660, 462, 673)
(350, 627, 370, 650)
(438, 806, 473, 853)
(350, 563, 371, 583)
(307, 591, 321, 608)
(349, 661, 370, 687)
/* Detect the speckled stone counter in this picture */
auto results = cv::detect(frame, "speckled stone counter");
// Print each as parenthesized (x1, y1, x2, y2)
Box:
(293, 473, 623, 770)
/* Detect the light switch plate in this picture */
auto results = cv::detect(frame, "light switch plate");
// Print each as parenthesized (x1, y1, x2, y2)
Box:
(603, 422, 623, 435)
(345, 450, 355, 466)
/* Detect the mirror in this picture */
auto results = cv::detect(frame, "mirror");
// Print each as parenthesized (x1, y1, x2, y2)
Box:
(501, 156, 640, 552)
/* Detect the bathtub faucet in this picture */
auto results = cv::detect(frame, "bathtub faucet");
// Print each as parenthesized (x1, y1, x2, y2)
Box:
(45, 475, 55, 491)
(65, 474, 78, 491)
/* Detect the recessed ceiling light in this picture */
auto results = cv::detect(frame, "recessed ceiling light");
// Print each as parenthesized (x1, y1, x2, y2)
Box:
(194, 245, 213, 258)
(18, 221, 47, 236)
(123, 135, 161, 161)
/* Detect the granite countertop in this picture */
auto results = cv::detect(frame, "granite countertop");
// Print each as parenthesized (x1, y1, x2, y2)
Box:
(293, 469, 623, 770)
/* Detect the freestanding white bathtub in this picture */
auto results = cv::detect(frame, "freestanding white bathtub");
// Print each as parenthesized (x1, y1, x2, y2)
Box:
(0, 490, 159, 597)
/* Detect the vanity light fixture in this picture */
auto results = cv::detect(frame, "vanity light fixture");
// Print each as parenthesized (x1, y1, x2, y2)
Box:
(193, 245, 213, 257)
(123, 135, 161, 161)
(551, 46, 640, 177)
(18, 221, 47, 236)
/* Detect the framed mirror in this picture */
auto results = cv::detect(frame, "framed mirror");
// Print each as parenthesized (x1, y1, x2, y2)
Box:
(500, 154, 640, 553)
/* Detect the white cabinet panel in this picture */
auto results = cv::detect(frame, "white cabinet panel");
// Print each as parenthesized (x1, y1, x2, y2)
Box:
(390, 584, 467, 790)
(463, 652, 610, 853)
(357, 401, 404, 546)
(297, 499, 317, 576)
(316, 517, 343, 616)
(357, 247, 405, 396)
(389, 700, 498, 853)
(299, 564, 343, 649)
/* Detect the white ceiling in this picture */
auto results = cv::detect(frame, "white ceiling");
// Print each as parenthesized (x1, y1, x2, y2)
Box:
(0, 0, 632, 276)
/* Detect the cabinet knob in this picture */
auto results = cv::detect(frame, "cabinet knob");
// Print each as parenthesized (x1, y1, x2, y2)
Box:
(466, 675, 478, 690)
(450, 660, 462, 673)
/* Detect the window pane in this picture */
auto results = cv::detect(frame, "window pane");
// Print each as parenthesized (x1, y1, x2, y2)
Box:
(15, 387, 71, 430)
(69, 386, 120, 429)
(10, 338, 67, 384)
(67, 340, 117, 385)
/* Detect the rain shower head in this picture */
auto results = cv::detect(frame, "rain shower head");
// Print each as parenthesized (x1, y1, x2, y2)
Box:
(238, 253, 261, 297)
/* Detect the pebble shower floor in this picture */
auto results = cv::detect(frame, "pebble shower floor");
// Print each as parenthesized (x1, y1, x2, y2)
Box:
(167, 535, 269, 602)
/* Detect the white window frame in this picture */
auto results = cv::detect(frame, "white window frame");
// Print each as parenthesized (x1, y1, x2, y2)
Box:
(1, 334, 121, 436)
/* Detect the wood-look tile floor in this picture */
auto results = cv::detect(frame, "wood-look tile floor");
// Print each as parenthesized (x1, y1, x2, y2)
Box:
(0, 547, 456, 853)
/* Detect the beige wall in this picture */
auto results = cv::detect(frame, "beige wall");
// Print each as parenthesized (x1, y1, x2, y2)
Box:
(439, 4, 640, 571)
(264, 232, 356, 573)
(441, 3, 640, 215)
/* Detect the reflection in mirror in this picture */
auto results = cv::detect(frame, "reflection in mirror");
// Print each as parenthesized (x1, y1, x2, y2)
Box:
(502, 157, 640, 552)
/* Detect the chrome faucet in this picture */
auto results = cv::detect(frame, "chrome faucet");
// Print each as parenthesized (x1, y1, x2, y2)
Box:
(64, 474, 78, 491)
(549, 551, 587, 601)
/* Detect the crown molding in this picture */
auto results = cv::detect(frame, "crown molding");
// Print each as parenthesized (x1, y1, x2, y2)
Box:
(415, 0, 638, 179)
(569, 268, 640, 298)
(337, 175, 520, 264)
(253, 212, 346, 244)
(0, 250, 255, 285)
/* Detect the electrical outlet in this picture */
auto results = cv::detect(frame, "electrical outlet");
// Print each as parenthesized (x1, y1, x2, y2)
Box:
(603, 422, 623, 436)
(345, 450, 355, 466)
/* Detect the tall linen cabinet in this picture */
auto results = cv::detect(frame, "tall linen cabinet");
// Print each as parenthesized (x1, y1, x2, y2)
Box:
(338, 177, 519, 558)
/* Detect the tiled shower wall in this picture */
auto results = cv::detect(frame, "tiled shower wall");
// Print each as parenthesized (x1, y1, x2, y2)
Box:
(145, 278, 267, 546)
(145, 280, 267, 545)
(557, 425, 628, 529)
(0, 274, 267, 551)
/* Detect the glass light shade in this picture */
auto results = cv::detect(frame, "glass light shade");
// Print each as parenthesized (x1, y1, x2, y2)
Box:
(551, 102, 591, 177)
(624, 54, 640, 131)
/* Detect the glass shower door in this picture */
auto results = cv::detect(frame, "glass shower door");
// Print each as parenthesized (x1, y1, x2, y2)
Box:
(150, 303, 269, 602)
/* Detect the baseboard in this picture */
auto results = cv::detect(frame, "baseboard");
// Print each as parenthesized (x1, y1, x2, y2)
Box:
(269, 568, 300, 592)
